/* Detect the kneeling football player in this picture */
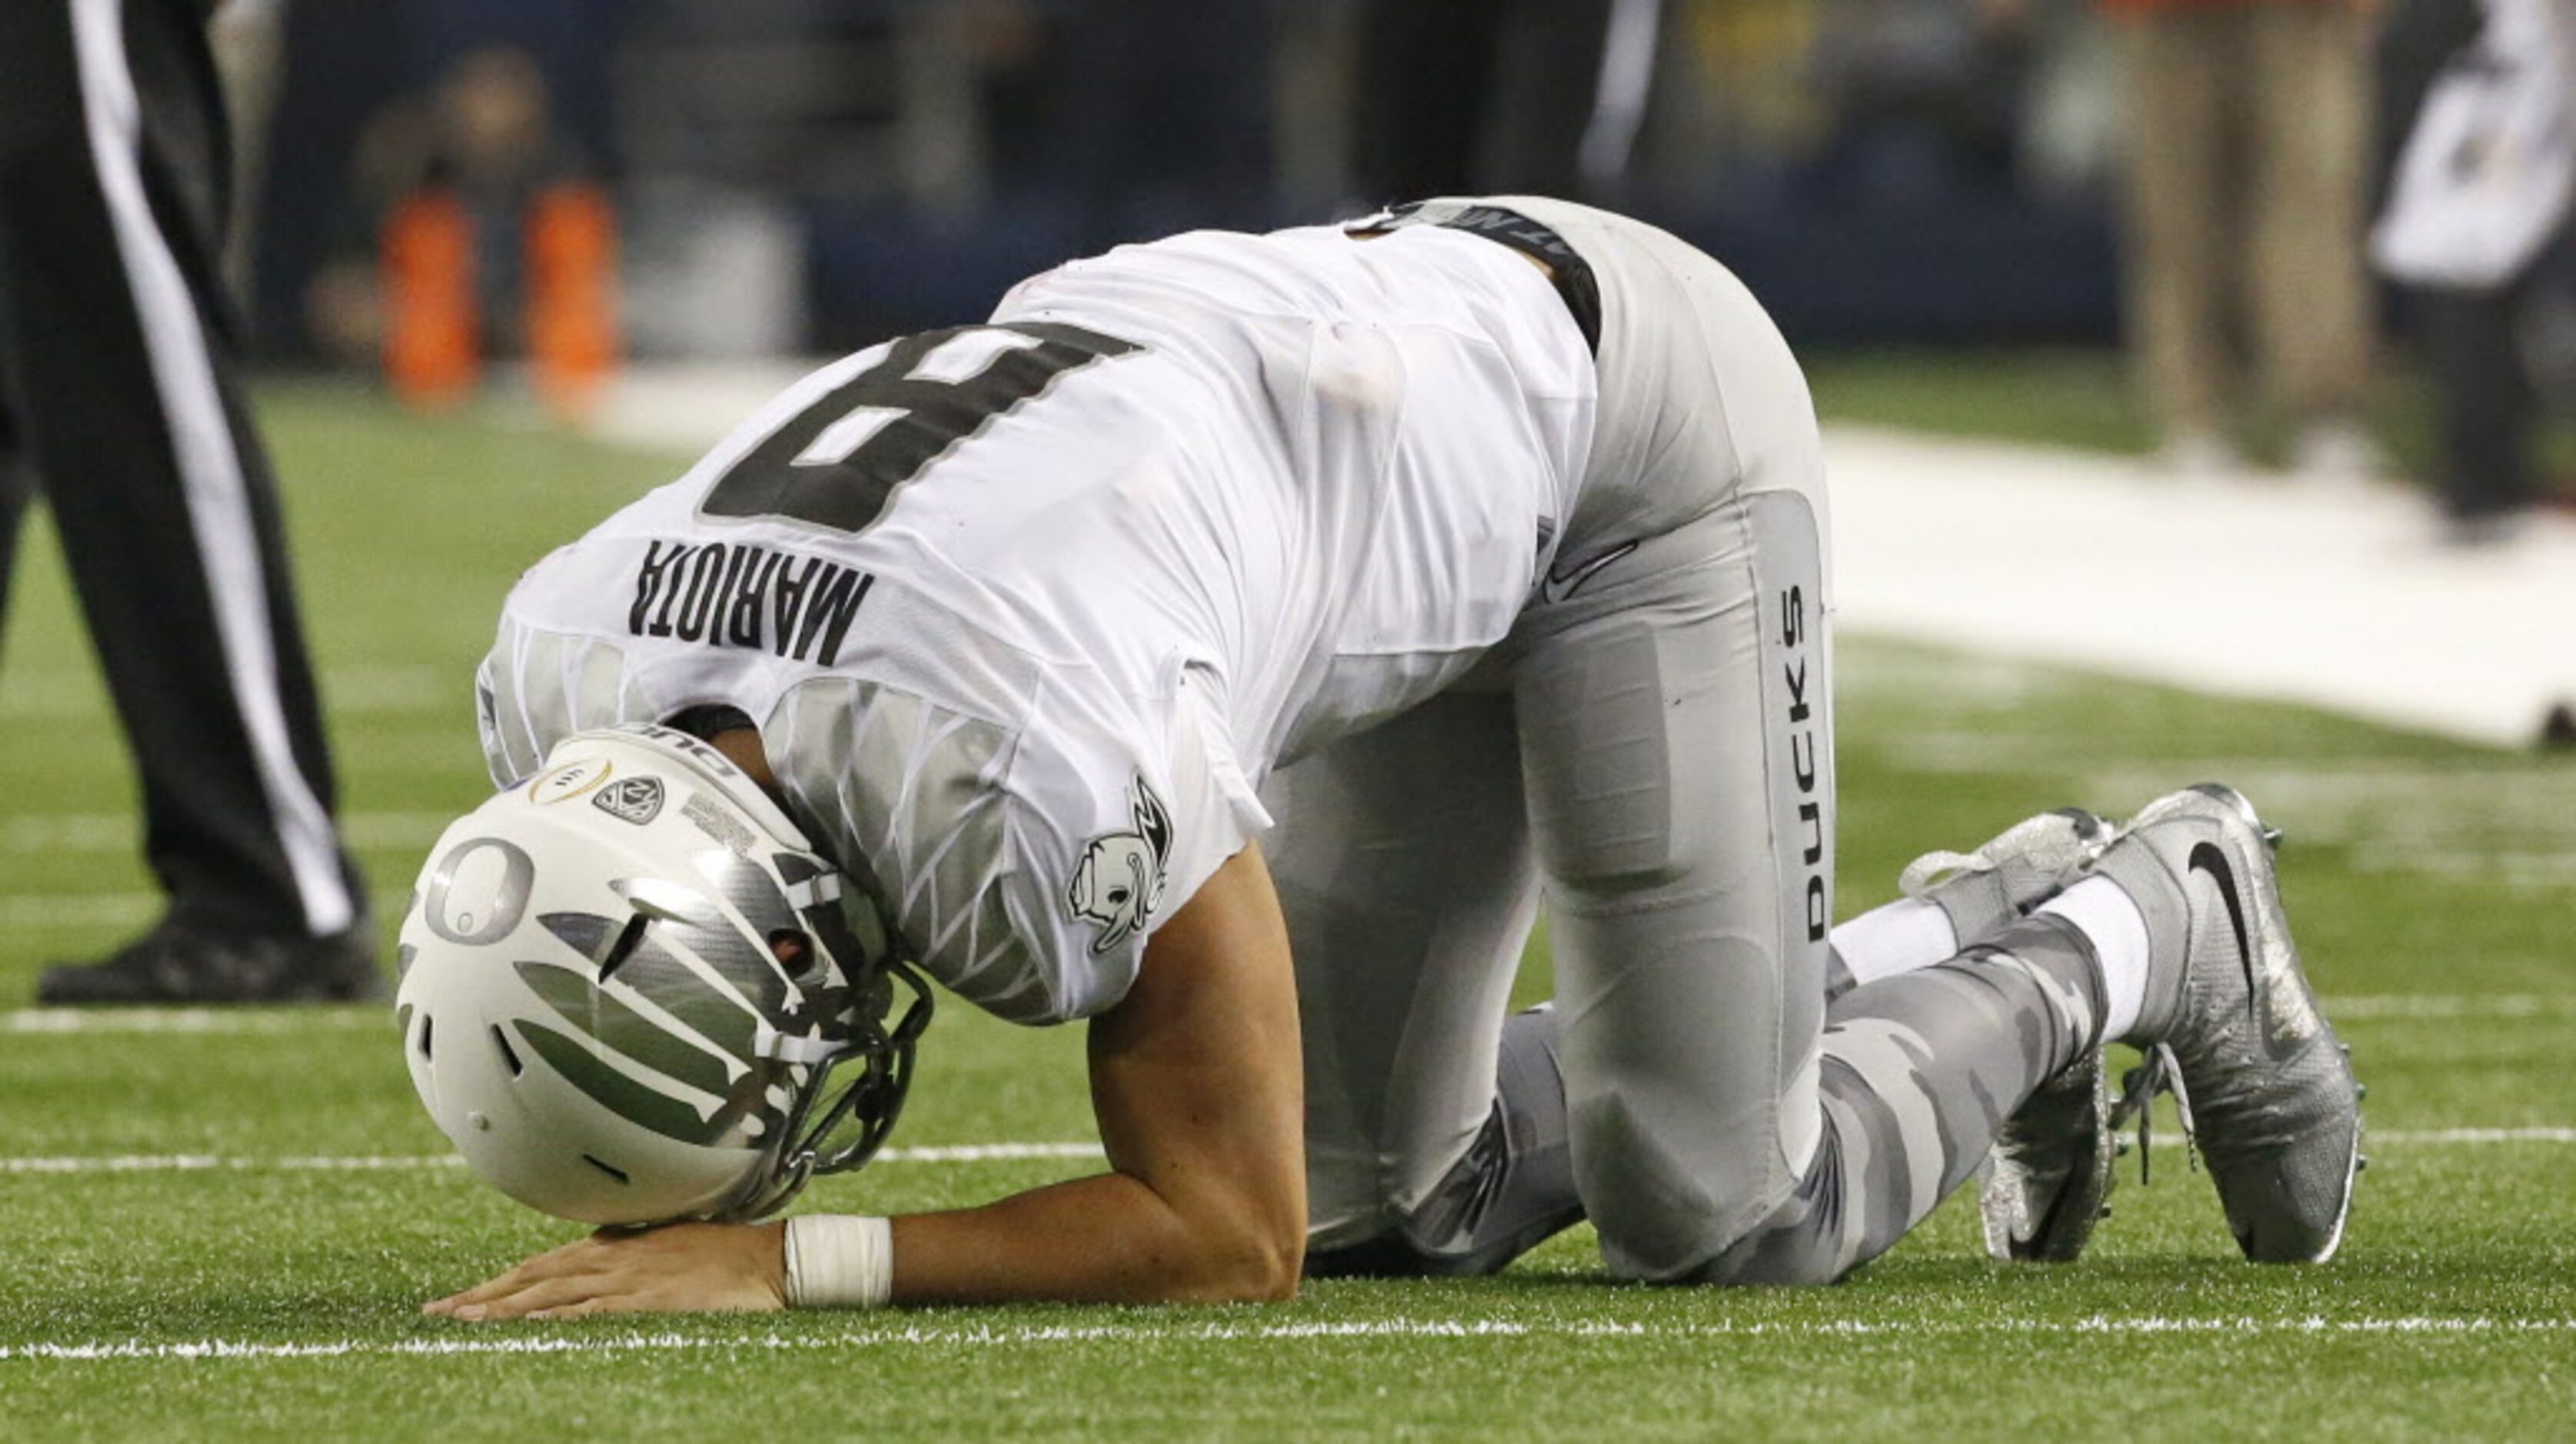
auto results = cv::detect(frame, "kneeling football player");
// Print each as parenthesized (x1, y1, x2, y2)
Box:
(401, 198, 2362, 1319)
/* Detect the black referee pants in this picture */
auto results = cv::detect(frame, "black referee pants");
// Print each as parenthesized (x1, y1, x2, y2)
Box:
(0, 0, 357, 941)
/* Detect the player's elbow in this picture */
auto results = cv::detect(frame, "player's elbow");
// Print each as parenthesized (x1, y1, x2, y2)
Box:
(1241, 1216, 1307, 1302)
(1168, 1203, 1303, 1303)
(1191, 1226, 1302, 1303)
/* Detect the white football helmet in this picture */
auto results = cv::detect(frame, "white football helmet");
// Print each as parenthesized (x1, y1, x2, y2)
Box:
(396, 724, 932, 1226)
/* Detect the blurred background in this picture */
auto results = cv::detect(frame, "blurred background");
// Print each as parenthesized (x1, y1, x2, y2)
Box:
(218, 0, 2576, 520)
(246, 0, 2133, 360)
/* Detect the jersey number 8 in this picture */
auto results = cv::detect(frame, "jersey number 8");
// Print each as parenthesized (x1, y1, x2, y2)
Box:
(700, 321, 1144, 534)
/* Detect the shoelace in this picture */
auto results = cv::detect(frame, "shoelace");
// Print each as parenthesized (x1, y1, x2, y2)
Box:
(2112, 1043, 2201, 1186)
(1897, 849, 1992, 898)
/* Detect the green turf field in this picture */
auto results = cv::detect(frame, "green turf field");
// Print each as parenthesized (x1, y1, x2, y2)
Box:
(2, 386, 2571, 1440)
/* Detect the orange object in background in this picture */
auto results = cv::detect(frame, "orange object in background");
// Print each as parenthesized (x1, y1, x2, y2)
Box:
(381, 189, 481, 411)
(526, 182, 621, 422)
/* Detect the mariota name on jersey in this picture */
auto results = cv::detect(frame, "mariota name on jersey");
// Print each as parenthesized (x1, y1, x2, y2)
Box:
(627, 539, 877, 666)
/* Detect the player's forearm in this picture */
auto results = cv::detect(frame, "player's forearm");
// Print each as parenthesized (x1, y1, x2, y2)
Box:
(885, 1172, 1301, 1306)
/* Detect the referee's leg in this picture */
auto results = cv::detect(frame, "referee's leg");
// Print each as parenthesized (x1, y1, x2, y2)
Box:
(0, 391, 28, 640)
(0, 0, 371, 1002)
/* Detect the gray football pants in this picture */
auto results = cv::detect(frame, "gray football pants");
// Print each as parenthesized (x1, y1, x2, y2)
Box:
(1275, 201, 2105, 1284)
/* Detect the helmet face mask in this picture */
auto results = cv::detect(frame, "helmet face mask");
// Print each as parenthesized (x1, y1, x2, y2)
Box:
(398, 724, 933, 1226)
(734, 957, 934, 1218)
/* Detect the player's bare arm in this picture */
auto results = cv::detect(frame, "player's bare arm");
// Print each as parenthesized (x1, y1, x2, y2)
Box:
(428, 834, 1303, 1318)
(887, 843, 1304, 1305)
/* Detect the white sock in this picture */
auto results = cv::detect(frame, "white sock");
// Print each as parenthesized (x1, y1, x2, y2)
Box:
(2039, 876, 2151, 1042)
(1830, 897, 1959, 988)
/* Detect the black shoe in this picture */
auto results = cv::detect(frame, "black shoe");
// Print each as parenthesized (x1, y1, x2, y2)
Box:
(35, 920, 383, 1006)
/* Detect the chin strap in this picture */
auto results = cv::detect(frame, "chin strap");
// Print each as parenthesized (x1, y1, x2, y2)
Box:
(755, 1024, 844, 1066)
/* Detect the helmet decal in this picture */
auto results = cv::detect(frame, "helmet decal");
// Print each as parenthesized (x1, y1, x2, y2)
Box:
(513, 1017, 780, 1148)
(531, 758, 615, 806)
(420, 837, 536, 946)
(510, 954, 813, 1151)
(591, 776, 667, 826)
(537, 911, 783, 1058)
(514, 959, 755, 1096)
(612, 880, 829, 1021)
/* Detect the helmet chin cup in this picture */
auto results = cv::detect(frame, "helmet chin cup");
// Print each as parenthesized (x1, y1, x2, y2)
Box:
(397, 723, 933, 1226)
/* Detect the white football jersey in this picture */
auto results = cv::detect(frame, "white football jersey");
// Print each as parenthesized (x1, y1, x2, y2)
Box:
(479, 218, 1597, 1023)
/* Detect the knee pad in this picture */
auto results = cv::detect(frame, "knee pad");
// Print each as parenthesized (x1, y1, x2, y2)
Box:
(1572, 1086, 1793, 1282)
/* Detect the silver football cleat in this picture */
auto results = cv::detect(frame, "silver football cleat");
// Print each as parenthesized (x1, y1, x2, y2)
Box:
(1904, 807, 2123, 1264)
(2088, 784, 2364, 1263)
(1979, 1047, 2117, 1263)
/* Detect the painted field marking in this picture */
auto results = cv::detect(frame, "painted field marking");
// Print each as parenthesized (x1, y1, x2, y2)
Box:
(5, 995, 2570, 1037)
(0, 1143, 1107, 1175)
(0, 812, 455, 855)
(2, 1007, 394, 1035)
(2321, 994, 2576, 1020)
(0, 895, 159, 929)
(5, 1128, 2571, 1176)
(0, 663, 451, 722)
(5, 1313, 2573, 1363)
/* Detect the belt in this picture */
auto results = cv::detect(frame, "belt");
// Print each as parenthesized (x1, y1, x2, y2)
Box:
(1345, 201, 1604, 355)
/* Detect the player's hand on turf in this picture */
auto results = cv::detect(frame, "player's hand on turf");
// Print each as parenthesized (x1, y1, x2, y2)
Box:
(424, 1220, 788, 1321)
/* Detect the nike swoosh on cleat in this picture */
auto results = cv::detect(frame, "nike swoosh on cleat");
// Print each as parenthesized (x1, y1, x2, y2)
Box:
(1538, 541, 1639, 605)
(2187, 840, 2260, 1029)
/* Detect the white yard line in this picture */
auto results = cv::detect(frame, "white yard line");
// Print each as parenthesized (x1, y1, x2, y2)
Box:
(0, 663, 451, 722)
(5, 1313, 2572, 1363)
(1, 1007, 394, 1034)
(0, 895, 158, 930)
(0, 1143, 1107, 1175)
(2130, 1126, 2576, 1147)
(5, 1127, 2568, 1176)
(8, 994, 2565, 1036)
(2321, 994, 2576, 1020)
(2351, 1127, 2576, 1145)
(0, 813, 454, 855)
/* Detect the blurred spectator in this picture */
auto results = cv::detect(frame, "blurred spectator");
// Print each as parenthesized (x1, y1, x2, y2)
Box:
(209, 0, 291, 302)
(1353, 0, 1663, 203)
(2371, 0, 2576, 544)
(308, 47, 618, 418)
(2105, 0, 2381, 475)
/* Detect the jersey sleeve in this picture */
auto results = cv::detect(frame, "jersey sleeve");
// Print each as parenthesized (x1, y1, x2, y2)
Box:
(992, 667, 1265, 1021)
(779, 663, 1265, 1027)
(475, 606, 656, 787)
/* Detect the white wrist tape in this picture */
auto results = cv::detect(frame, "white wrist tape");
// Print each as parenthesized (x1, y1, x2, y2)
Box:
(782, 1215, 894, 1309)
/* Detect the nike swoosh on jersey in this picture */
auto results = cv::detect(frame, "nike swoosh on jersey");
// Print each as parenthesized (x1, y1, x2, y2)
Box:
(1538, 541, 1639, 605)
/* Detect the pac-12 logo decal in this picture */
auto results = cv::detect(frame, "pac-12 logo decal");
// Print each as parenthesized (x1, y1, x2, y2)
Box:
(591, 776, 667, 826)
(1066, 777, 1173, 955)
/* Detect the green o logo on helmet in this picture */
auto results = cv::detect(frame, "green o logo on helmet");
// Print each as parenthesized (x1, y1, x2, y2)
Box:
(421, 837, 536, 946)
